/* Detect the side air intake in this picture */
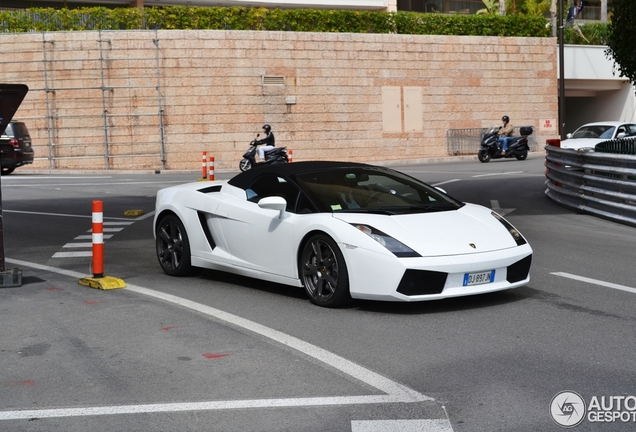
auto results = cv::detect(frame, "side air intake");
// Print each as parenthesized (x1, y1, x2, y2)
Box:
(507, 255, 532, 283)
(397, 269, 448, 296)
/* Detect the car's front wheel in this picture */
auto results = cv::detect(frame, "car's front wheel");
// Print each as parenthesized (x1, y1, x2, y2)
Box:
(300, 234, 351, 307)
(156, 214, 194, 276)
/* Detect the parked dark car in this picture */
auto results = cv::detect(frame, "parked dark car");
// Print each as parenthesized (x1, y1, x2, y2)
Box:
(0, 121, 34, 175)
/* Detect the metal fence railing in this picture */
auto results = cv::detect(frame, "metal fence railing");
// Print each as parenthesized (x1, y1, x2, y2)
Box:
(446, 127, 537, 156)
(544, 144, 636, 227)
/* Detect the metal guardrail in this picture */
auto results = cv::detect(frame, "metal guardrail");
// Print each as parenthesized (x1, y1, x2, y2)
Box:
(446, 127, 537, 155)
(544, 144, 636, 227)
(594, 136, 636, 155)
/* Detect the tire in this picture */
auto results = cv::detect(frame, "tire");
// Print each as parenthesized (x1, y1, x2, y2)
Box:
(515, 150, 528, 161)
(478, 150, 491, 163)
(239, 159, 251, 172)
(1, 167, 15, 175)
(156, 214, 194, 276)
(300, 234, 351, 308)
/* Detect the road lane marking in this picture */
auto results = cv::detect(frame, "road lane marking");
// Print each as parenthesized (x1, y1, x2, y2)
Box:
(4, 258, 440, 423)
(2, 176, 114, 180)
(472, 171, 524, 178)
(431, 179, 461, 187)
(352, 419, 453, 432)
(2, 180, 190, 187)
(75, 234, 113, 240)
(62, 243, 92, 248)
(552, 272, 636, 295)
(3, 209, 137, 221)
(490, 200, 515, 217)
(0, 396, 420, 421)
(51, 251, 93, 258)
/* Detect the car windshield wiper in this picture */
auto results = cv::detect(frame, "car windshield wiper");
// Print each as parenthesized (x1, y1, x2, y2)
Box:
(336, 208, 398, 215)
(378, 203, 458, 213)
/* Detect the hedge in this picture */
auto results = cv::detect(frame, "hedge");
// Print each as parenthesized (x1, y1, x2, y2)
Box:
(0, 6, 552, 37)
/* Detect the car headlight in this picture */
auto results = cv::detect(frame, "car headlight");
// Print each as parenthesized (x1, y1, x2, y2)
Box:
(491, 212, 527, 246)
(353, 225, 421, 257)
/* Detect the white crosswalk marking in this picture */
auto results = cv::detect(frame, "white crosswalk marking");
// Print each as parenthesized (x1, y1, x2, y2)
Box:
(52, 251, 93, 258)
(62, 243, 92, 248)
(52, 221, 133, 259)
(75, 234, 113, 240)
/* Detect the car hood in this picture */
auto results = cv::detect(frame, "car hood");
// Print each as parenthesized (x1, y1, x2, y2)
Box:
(560, 138, 603, 150)
(332, 203, 519, 257)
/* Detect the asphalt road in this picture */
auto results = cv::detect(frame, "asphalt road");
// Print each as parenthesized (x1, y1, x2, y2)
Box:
(1, 154, 635, 432)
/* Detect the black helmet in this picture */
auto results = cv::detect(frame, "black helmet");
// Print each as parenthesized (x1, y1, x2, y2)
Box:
(502, 116, 510, 122)
(262, 124, 271, 133)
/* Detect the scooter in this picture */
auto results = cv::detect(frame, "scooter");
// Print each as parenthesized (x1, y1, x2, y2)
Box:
(239, 134, 289, 171)
(478, 126, 532, 163)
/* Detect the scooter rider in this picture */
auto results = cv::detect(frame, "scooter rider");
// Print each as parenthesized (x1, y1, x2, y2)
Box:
(497, 116, 514, 155)
(255, 124, 275, 160)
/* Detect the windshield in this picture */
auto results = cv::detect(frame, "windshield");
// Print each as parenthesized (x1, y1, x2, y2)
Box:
(571, 125, 615, 139)
(294, 168, 464, 214)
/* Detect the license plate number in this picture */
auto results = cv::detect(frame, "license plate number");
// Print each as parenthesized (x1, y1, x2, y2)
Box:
(463, 270, 495, 286)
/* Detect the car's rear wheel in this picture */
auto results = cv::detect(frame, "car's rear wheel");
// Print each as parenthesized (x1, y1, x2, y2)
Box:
(239, 159, 251, 171)
(156, 214, 194, 276)
(1, 167, 15, 175)
(300, 234, 351, 307)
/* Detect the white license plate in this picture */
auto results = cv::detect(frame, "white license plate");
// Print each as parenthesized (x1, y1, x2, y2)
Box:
(463, 270, 495, 286)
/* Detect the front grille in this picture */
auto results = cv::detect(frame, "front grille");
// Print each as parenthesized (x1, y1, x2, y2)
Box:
(397, 269, 448, 296)
(507, 255, 532, 283)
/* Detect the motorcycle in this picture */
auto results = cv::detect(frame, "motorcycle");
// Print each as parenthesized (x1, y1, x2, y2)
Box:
(478, 126, 533, 163)
(239, 134, 289, 171)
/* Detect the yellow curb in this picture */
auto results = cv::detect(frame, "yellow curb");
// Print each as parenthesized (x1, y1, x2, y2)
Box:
(124, 209, 145, 217)
(197, 177, 209, 182)
(78, 276, 127, 290)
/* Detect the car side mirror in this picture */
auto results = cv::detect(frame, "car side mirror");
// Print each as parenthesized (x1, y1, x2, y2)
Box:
(258, 196, 287, 218)
(617, 132, 627, 139)
(566, 133, 572, 139)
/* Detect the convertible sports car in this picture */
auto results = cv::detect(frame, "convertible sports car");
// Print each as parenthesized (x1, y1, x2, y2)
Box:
(154, 161, 532, 307)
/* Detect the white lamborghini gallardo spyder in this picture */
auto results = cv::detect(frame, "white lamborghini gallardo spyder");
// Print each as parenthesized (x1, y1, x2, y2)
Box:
(154, 161, 532, 307)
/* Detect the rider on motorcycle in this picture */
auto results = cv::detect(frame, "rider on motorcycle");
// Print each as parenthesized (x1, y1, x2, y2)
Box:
(255, 124, 275, 160)
(497, 115, 514, 155)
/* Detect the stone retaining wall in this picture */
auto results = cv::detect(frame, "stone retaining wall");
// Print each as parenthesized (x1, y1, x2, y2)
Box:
(0, 30, 557, 172)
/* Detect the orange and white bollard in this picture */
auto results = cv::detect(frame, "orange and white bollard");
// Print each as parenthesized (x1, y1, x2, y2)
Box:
(288, 149, 293, 163)
(92, 200, 104, 278)
(78, 200, 126, 290)
(201, 151, 208, 179)
(208, 155, 215, 181)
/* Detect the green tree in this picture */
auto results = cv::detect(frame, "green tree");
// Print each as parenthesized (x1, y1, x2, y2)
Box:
(606, 0, 636, 84)
(524, 0, 551, 16)
(478, 0, 500, 15)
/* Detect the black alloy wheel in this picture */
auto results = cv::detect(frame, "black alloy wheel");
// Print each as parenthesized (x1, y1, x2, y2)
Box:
(300, 234, 351, 307)
(156, 214, 194, 276)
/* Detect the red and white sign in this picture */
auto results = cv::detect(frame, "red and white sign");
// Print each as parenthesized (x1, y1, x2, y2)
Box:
(540, 119, 557, 132)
